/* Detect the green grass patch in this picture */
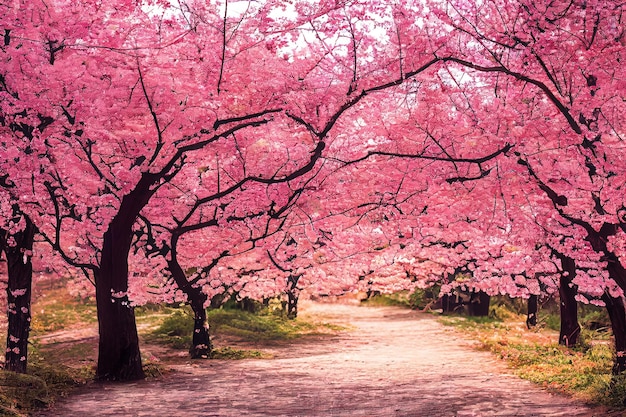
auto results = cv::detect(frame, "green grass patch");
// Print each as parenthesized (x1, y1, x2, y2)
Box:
(145, 305, 343, 352)
(0, 353, 92, 416)
(440, 312, 626, 408)
(142, 308, 194, 349)
(210, 347, 265, 360)
(1, 370, 51, 416)
(0, 284, 97, 415)
(439, 314, 506, 330)
(207, 308, 326, 341)
(360, 292, 412, 308)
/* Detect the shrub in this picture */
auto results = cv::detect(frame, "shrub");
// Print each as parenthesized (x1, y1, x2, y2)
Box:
(150, 309, 194, 349)
(408, 287, 440, 310)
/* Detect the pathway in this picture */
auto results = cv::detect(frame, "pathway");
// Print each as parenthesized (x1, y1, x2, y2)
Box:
(38, 302, 606, 416)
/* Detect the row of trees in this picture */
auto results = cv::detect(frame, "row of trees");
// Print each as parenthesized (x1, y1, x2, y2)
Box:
(1, 0, 625, 380)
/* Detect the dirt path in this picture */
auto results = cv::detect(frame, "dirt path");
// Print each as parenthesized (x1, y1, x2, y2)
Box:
(38, 302, 607, 417)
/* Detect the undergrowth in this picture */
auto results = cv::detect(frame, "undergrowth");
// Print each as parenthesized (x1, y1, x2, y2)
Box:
(0, 283, 97, 416)
(29, 287, 97, 334)
(439, 302, 625, 408)
(141, 302, 343, 361)
(360, 291, 412, 307)
(207, 308, 324, 341)
(362, 287, 440, 310)
(0, 345, 92, 417)
(365, 290, 623, 408)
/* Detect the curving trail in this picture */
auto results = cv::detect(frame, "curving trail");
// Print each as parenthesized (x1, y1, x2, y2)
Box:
(39, 302, 605, 417)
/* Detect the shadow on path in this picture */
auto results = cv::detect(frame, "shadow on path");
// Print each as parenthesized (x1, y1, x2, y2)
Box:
(38, 302, 608, 417)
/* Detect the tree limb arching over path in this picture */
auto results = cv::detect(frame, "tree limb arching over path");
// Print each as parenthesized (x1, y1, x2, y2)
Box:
(38, 302, 603, 417)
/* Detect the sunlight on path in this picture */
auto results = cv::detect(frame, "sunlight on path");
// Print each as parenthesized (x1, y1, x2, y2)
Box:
(38, 302, 601, 417)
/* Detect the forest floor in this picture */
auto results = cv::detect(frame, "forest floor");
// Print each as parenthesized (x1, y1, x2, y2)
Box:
(31, 299, 619, 417)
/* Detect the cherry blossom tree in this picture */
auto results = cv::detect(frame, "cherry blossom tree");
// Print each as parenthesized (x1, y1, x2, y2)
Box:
(434, 0, 626, 370)
(3, 215, 35, 373)
(3, 0, 505, 380)
(5, 0, 620, 382)
(1, 0, 293, 379)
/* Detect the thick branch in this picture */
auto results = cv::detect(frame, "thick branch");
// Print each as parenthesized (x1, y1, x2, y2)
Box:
(442, 57, 582, 134)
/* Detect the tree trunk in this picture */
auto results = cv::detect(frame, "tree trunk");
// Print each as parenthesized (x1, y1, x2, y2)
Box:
(95, 216, 145, 380)
(287, 291, 298, 319)
(4, 216, 35, 373)
(602, 292, 626, 374)
(557, 255, 580, 347)
(526, 295, 538, 329)
(441, 292, 462, 314)
(467, 291, 490, 317)
(574, 223, 626, 374)
(286, 274, 300, 319)
(94, 174, 163, 380)
(167, 253, 212, 359)
(189, 297, 212, 359)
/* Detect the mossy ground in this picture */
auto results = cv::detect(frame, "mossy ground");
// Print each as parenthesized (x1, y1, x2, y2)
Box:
(142, 303, 345, 358)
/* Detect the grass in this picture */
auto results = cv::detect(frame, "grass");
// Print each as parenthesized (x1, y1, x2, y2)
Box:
(360, 291, 412, 308)
(210, 347, 264, 360)
(1, 282, 97, 416)
(0, 345, 93, 417)
(2, 290, 345, 414)
(143, 303, 344, 357)
(142, 308, 195, 350)
(438, 305, 626, 408)
(29, 287, 98, 334)
(361, 287, 441, 310)
(207, 307, 333, 341)
(362, 291, 624, 408)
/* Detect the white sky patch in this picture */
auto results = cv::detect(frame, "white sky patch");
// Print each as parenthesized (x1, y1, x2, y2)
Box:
(268, 1, 298, 21)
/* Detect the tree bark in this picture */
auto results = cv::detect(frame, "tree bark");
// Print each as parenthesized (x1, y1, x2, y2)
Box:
(467, 291, 490, 317)
(95, 171, 171, 380)
(95, 180, 161, 380)
(95, 258, 144, 380)
(167, 254, 212, 359)
(556, 254, 580, 347)
(189, 297, 212, 359)
(583, 224, 626, 373)
(286, 291, 298, 319)
(4, 216, 35, 373)
(286, 274, 300, 319)
(526, 295, 538, 329)
(441, 292, 462, 314)
(602, 292, 626, 375)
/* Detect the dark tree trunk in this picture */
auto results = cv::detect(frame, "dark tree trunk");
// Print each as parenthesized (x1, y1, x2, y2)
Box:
(286, 291, 298, 319)
(95, 180, 160, 381)
(525, 166, 626, 374)
(467, 291, 490, 317)
(440, 272, 464, 314)
(189, 297, 212, 359)
(441, 293, 462, 314)
(210, 293, 226, 309)
(238, 297, 257, 313)
(557, 254, 580, 347)
(526, 295, 538, 329)
(286, 274, 300, 319)
(602, 292, 626, 375)
(582, 224, 626, 374)
(4, 216, 35, 373)
(94, 172, 170, 380)
(167, 252, 212, 359)
(95, 260, 144, 381)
